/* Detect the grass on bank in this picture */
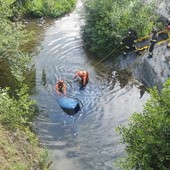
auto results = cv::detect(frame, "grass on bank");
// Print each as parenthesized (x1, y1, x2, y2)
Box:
(0, 125, 49, 170)
(0, 86, 50, 170)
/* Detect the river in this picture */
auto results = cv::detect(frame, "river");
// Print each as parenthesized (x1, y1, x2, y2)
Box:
(31, 2, 150, 170)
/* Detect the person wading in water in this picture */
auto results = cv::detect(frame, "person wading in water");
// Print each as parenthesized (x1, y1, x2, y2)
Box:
(74, 71, 89, 88)
(56, 80, 66, 95)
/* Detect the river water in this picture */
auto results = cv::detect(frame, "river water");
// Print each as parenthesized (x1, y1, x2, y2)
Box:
(31, 2, 150, 170)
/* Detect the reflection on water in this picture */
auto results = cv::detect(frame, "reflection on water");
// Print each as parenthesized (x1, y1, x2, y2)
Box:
(41, 69, 47, 87)
(32, 2, 150, 170)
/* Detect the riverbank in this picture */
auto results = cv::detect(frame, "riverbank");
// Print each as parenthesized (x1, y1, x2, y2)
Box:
(119, 0, 170, 91)
(0, 125, 49, 170)
(0, 1, 78, 170)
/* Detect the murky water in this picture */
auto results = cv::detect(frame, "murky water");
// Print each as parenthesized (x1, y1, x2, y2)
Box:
(32, 2, 150, 170)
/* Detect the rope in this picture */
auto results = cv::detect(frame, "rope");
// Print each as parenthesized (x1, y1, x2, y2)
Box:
(93, 45, 120, 67)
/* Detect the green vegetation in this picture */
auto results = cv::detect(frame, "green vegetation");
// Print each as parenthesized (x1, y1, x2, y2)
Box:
(25, 0, 76, 17)
(0, 86, 35, 129)
(0, 1, 31, 82)
(81, 0, 159, 57)
(1, 0, 169, 170)
(0, 0, 78, 168)
(117, 79, 170, 170)
(0, 0, 51, 169)
(11, 0, 77, 18)
(0, 125, 49, 170)
(82, 1, 170, 169)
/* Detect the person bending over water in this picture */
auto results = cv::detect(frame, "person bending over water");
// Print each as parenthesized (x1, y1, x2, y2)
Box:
(56, 80, 66, 95)
(74, 71, 89, 87)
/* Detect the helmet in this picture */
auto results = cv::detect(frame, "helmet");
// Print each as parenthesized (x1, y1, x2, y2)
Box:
(58, 80, 64, 84)
(152, 28, 157, 33)
(128, 31, 132, 35)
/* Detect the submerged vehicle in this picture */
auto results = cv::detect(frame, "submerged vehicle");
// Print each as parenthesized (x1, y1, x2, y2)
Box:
(57, 96, 83, 115)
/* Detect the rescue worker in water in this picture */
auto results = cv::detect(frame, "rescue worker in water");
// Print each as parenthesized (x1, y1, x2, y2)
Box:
(74, 71, 89, 87)
(56, 80, 66, 95)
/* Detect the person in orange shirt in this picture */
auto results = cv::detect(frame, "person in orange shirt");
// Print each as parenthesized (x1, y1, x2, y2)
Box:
(74, 71, 89, 87)
(56, 80, 66, 95)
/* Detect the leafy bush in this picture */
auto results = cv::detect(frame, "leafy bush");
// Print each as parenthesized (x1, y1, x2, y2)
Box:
(25, 0, 44, 17)
(0, 0, 32, 82)
(117, 79, 170, 170)
(25, 0, 77, 17)
(0, 1, 50, 169)
(81, 0, 158, 57)
(0, 86, 35, 129)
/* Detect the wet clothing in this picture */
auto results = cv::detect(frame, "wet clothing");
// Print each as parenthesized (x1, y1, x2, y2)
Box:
(74, 71, 89, 86)
(81, 75, 89, 85)
(56, 82, 66, 95)
(57, 84, 64, 93)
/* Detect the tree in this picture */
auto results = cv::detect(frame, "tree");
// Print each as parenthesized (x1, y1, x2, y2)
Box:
(117, 79, 170, 170)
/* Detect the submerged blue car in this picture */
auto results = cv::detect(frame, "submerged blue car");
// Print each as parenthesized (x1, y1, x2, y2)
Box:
(57, 96, 83, 115)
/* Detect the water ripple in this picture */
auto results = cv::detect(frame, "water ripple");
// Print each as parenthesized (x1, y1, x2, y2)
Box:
(32, 2, 150, 170)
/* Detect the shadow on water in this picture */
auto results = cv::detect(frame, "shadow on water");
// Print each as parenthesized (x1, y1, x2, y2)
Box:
(27, 2, 150, 170)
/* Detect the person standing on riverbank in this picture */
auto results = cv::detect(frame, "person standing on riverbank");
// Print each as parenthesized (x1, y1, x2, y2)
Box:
(56, 80, 66, 95)
(120, 29, 137, 57)
(147, 28, 158, 58)
(167, 18, 170, 48)
(74, 71, 89, 87)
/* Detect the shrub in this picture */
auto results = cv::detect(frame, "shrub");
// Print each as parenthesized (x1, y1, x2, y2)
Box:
(0, 0, 32, 82)
(117, 79, 170, 170)
(0, 86, 35, 129)
(25, 0, 77, 17)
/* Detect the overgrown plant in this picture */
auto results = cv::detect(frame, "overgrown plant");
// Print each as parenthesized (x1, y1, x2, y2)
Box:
(0, 1, 51, 169)
(117, 78, 170, 170)
(81, 0, 158, 57)
(24, 0, 77, 17)
(0, 0, 32, 82)
(0, 125, 50, 170)
(39, 149, 50, 170)
(0, 86, 35, 129)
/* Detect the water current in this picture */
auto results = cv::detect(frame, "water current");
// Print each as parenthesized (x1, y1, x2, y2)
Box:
(31, 2, 150, 170)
